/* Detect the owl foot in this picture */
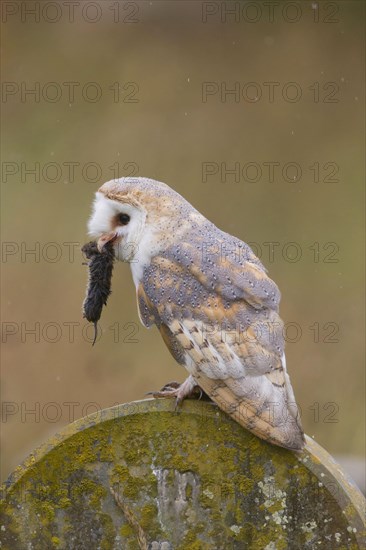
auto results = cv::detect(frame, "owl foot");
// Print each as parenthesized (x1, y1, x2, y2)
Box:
(146, 375, 206, 409)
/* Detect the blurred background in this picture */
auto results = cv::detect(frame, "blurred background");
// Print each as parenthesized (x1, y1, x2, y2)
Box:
(1, 1, 365, 491)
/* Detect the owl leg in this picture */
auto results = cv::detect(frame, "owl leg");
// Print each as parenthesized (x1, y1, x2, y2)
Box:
(147, 375, 204, 408)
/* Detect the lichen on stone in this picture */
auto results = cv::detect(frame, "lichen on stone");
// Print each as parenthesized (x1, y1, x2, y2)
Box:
(0, 399, 364, 549)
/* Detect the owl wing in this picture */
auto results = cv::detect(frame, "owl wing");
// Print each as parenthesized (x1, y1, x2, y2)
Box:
(136, 233, 304, 450)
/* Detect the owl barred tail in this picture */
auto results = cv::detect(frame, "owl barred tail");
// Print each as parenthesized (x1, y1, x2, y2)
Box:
(193, 371, 305, 451)
(167, 317, 305, 451)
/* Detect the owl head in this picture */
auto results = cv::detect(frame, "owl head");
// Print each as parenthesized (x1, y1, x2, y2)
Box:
(88, 177, 203, 265)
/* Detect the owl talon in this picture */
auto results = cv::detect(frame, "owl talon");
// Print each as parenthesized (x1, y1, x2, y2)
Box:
(145, 388, 179, 399)
(145, 381, 180, 398)
(147, 375, 201, 404)
(160, 381, 181, 391)
(174, 396, 182, 411)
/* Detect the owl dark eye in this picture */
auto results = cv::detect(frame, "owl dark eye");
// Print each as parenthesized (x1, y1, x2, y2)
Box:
(118, 213, 130, 225)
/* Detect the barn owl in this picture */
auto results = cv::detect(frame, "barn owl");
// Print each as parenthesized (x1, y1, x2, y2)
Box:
(87, 177, 305, 451)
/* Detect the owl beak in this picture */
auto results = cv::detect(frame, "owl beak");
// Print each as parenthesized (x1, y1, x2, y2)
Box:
(97, 232, 118, 252)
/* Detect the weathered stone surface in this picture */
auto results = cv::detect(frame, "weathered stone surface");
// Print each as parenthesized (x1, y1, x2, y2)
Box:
(1, 399, 365, 549)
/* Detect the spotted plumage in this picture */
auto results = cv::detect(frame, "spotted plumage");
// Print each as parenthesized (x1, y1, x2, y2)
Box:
(87, 177, 305, 450)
